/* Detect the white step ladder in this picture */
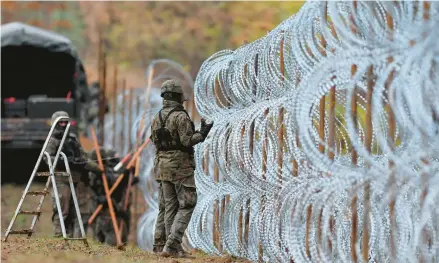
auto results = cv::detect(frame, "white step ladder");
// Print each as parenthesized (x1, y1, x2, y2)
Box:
(3, 116, 88, 247)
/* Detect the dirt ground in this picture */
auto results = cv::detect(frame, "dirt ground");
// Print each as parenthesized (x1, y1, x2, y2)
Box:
(1, 237, 248, 263)
(1, 236, 248, 263)
(1, 184, 249, 263)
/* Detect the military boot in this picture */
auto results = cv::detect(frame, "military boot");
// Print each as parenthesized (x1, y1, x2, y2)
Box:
(176, 244, 195, 258)
(177, 249, 195, 259)
(152, 245, 164, 255)
(158, 246, 179, 258)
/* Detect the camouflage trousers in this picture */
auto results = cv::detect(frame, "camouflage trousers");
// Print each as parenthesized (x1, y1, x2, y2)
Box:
(153, 178, 197, 252)
(51, 177, 94, 238)
(94, 211, 130, 246)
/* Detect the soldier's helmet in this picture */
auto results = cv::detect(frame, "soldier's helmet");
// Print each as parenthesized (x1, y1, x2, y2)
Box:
(160, 79, 185, 99)
(51, 111, 69, 125)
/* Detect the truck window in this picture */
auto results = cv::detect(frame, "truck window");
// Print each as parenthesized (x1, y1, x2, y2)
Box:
(1, 45, 76, 118)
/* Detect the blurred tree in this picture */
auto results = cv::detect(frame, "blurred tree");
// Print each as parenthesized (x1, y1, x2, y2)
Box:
(80, 1, 304, 77)
(2, 1, 305, 78)
(1, 1, 86, 56)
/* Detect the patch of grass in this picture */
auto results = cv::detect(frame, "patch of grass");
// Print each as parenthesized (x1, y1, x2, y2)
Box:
(2, 184, 53, 237)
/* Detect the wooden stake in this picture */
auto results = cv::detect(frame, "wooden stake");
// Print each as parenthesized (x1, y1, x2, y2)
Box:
(213, 164, 220, 250)
(326, 79, 336, 253)
(120, 80, 126, 152)
(305, 205, 312, 258)
(277, 36, 285, 182)
(350, 64, 359, 262)
(90, 127, 123, 249)
(318, 97, 326, 154)
(365, 66, 374, 152)
(145, 68, 154, 111)
(309, 43, 327, 259)
(99, 51, 107, 146)
(348, 4, 359, 259)
(362, 65, 374, 262)
(220, 194, 226, 253)
(112, 66, 118, 147)
(97, 30, 103, 144)
(97, 29, 102, 85)
(128, 88, 133, 151)
(88, 139, 150, 224)
(292, 71, 300, 177)
(327, 83, 336, 162)
(203, 153, 210, 234)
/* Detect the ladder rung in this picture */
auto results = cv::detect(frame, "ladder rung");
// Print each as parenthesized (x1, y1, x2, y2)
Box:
(37, 172, 69, 177)
(19, 210, 41, 215)
(26, 191, 48, 196)
(9, 229, 33, 235)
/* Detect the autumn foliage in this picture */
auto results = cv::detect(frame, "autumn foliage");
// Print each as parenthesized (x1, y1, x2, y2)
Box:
(1, 1, 304, 79)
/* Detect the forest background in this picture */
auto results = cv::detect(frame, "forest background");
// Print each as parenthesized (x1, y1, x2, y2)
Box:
(1, 1, 304, 87)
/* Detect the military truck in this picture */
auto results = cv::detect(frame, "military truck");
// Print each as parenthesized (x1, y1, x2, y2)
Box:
(1, 22, 91, 183)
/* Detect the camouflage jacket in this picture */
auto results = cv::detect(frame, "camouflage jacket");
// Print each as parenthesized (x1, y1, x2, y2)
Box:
(150, 100, 204, 183)
(46, 129, 101, 182)
(76, 180, 96, 214)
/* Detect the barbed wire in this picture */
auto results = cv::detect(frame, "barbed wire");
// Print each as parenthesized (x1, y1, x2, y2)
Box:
(188, 1, 439, 262)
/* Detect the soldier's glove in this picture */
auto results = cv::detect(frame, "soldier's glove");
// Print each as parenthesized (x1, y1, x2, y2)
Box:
(200, 118, 214, 137)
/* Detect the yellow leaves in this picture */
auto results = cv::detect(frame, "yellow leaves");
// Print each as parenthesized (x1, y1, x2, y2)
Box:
(1, 1, 307, 75)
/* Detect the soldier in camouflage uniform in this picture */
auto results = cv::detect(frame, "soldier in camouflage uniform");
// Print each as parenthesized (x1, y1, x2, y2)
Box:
(150, 79, 213, 258)
(46, 111, 102, 238)
(74, 180, 95, 237)
(89, 148, 137, 246)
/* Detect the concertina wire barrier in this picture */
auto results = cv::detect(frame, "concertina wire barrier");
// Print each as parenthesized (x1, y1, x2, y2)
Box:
(92, 1, 439, 262)
(188, 1, 439, 263)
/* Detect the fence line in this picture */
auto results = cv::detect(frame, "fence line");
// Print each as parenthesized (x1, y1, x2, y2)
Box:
(189, 1, 438, 262)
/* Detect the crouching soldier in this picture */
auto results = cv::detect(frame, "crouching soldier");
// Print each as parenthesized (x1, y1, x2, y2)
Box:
(89, 148, 138, 246)
(46, 111, 102, 238)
